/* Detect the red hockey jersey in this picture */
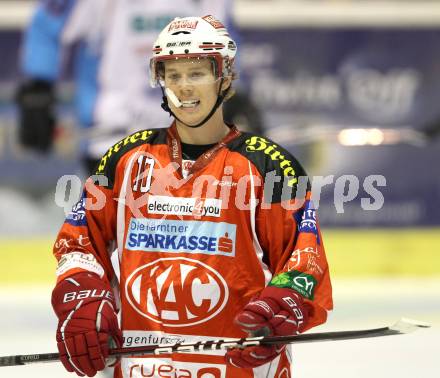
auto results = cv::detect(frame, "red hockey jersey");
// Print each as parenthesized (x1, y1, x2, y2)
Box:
(53, 122, 333, 377)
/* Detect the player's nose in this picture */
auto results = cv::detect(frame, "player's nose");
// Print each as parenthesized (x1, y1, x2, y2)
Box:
(178, 77, 194, 93)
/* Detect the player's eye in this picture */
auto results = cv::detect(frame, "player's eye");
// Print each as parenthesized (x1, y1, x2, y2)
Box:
(167, 73, 181, 82)
(190, 71, 205, 79)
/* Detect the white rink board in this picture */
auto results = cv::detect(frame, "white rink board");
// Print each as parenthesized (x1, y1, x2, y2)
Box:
(0, 279, 439, 378)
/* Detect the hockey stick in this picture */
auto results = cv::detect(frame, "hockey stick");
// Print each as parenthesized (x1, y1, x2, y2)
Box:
(0, 318, 430, 367)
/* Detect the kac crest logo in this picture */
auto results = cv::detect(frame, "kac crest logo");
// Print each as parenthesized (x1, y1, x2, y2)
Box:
(125, 258, 228, 327)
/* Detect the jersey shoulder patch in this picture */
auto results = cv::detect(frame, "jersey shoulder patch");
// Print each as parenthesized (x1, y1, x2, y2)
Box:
(227, 133, 310, 202)
(94, 128, 167, 186)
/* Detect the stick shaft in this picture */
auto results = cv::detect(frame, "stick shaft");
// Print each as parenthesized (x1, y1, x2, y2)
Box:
(0, 353, 60, 366)
(110, 326, 401, 359)
(0, 325, 398, 367)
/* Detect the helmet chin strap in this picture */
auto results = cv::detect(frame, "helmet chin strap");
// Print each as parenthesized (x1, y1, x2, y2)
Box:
(160, 78, 229, 129)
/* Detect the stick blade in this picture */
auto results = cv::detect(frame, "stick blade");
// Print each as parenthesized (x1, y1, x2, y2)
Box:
(390, 318, 431, 334)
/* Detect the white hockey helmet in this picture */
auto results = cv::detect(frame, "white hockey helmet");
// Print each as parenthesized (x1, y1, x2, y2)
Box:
(149, 15, 237, 88)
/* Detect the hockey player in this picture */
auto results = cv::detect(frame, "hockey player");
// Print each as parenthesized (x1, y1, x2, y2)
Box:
(16, 0, 264, 174)
(51, 15, 333, 377)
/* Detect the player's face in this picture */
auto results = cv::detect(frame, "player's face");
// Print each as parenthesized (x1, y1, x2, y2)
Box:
(163, 58, 221, 125)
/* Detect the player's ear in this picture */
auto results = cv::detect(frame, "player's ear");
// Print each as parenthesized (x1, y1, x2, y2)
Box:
(221, 75, 232, 92)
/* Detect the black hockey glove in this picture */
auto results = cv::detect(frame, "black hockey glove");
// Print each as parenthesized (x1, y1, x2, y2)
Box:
(15, 79, 56, 153)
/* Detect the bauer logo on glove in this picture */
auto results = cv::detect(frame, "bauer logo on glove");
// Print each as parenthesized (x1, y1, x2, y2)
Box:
(225, 286, 309, 368)
(51, 272, 122, 377)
